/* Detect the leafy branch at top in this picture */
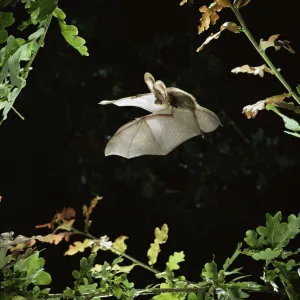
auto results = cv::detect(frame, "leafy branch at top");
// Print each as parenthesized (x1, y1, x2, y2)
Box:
(0, 0, 88, 124)
(180, 0, 300, 139)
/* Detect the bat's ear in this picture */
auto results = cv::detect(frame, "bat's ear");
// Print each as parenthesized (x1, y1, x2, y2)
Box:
(153, 80, 168, 103)
(144, 72, 155, 93)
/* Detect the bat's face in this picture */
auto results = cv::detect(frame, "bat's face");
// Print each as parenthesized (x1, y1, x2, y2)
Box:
(144, 73, 198, 110)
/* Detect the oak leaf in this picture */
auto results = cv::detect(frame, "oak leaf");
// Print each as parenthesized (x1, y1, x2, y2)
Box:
(231, 64, 274, 78)
(57, 207, 75, 221)
(198, 2, 223, 34)
(242, 93, 291, 119)
(64, 238, 93, 256)
(111, 235, 128, 254)
(36, 232, 72, 245)
(197, 22, 240, 51)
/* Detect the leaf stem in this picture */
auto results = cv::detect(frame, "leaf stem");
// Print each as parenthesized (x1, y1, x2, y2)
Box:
(46, 286, 282, 299)
(229, 3, 300, 105)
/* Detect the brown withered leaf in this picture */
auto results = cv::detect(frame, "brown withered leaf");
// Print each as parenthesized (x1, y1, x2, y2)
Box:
(197, 31, 221, 52)
(215, 0, 230, 7)
(242, 93, 292, 119)
(197, 22, 240, 51)
(234, 0, 251, 8)
(231, 64, 274, 78)
(274, 102, 300, 114)
(259, 34, 281, 52)
(64, 238, 93, 256)
(57, 207, 75, 221)
(111, 236, 128, 254)
(35, 223, 52, 229)
(198, 2, 223, 34)
(221, 21, 240, 33)
(276, 40, 295, 54)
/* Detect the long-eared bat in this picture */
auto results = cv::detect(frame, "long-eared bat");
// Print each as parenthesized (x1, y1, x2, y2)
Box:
(99, 72, 221, 159)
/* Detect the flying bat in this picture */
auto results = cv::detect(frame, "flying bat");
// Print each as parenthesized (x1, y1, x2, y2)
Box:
(99, 72, 221, 159)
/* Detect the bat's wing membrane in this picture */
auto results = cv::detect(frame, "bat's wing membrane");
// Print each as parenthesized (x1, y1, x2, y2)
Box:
(99, 93, 167, 113)
(105, 107, 203, 158)
(194, 106, 222, 133)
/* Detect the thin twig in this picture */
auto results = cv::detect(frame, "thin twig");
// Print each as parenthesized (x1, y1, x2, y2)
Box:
(12, 106, 25, 120)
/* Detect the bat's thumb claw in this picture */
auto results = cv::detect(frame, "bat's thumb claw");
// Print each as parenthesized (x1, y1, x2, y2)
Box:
(99, 100, 113, 105)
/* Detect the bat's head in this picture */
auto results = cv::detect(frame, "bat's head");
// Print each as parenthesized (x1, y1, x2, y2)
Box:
(144, 72, 197, 109)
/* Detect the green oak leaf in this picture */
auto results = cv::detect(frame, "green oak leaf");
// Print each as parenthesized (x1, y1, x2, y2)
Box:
(0, 12, 15, 44)
(252, 248, 281, 261)
(202, 261, 218, 280)
(28, 0, 58, 23)
(166, 251, 185, 271)
(54, 8, 88, 56)
(256, 212, 288, 248)
(244, 230, 264, 249)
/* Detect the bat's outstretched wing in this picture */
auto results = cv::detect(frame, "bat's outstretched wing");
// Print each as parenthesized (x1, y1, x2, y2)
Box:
(105, 107, 208, 159)
(99, 93, 167, 113)
(194, 105, 222, 133)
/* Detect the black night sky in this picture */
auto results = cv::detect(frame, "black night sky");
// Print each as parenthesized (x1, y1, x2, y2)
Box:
(0, 0, 300, 297)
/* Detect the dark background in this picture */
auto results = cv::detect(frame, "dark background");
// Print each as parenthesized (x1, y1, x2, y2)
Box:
(0, 0, 300, 297)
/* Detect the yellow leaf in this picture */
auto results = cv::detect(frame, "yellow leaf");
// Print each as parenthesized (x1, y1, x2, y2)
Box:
(147, 242, 160, 265)
(242, 93, 292, 119)
(111, 235, 128, 254)
(64, 238, 93, 256)
(36, 232, 72, 245)
(154, 224, 168, 244)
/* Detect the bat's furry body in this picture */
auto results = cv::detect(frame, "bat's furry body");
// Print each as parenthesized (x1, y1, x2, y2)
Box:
(100, 73, 221, 158)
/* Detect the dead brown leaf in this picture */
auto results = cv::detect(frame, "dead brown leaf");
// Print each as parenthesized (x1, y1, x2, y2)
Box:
(198, 2, 223, 34)
(259, 34, 282, 52)
(231, 64, 274, 78)
(242, 93, 292, 119)
(57, 207, 76, 221)
(276, 40, 295, 54)
(197, 31, 221, 52)
(35, 223, 52, 229)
